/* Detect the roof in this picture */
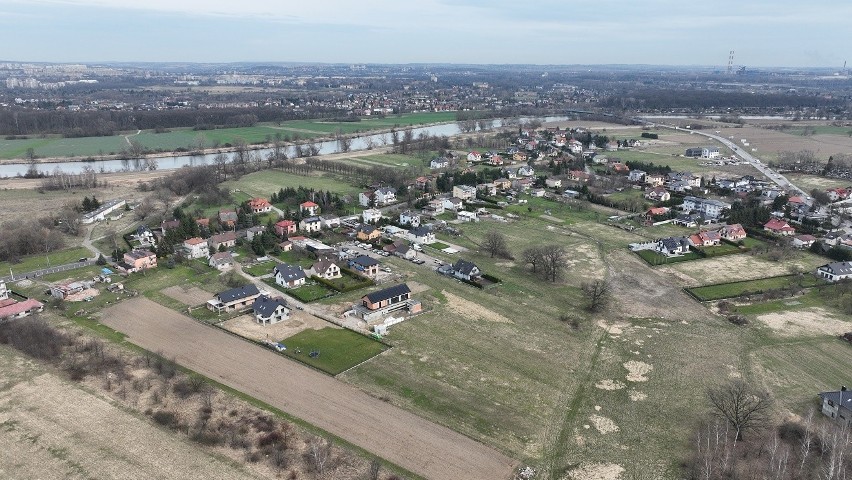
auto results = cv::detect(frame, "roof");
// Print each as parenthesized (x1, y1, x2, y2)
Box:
(274, 263, 306, 281)
(0, 298, 43, 318)
(210, 231, 237, 243)
(124, 249, 155, 260)
(301, 216, 321, 223)
(216, 284, 260, 304)
(352, 255, 379, 267)
(358, 225, 377, 234)
(313, 259, 338, 274)
(410, 226, 432, 237)
(253, 295, 288, 318)
(765, 218, 794, 231)
(300, 201, 319, 208)
(819, 262, 852, 276)
(276, 219, 296, 226)
(184, 237, 207, 246)
(453, 259, 479, 276)
(248, 198, 271, 208)
(363, 283, 411, 304)
(819, 391, 852, 411)
(795, 234, 817, 242)
(209, 252, 234, 264)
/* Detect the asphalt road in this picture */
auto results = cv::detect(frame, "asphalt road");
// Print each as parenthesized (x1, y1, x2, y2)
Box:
(652, 123, 809, 197)
(1, 259, 96, 283)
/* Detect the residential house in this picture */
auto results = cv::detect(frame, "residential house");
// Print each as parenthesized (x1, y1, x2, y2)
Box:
(414, 176, 430, 190)
(123, 249, 157, 271)
(422, 199, 445, 217)
(385, 240, 416, 259)
(488, 154, 504, 166)
(827, 188, 850, 202)
(793, 234, 817, 249)
(209, 231, 238, 251)
(274, 220, 297, 237)
(274, 263, 307, 288)
(610, 162, 629, 174)
(673, 214, 701, 228)
(247, 198, 272, 214)
(452, 185, 477, 201)
(218, 210, 238, 228)
(299, 201, 319, 216)
(517, 165, 535, 177)
(442, 197, 464, 211)
(183, 237, 210, 259)
(719, 224, 747, 241)
(253, 295, 290, 325)
(299, 216, 322, 233)
(645, 186, 671, 202)
(374, 187, 397, 206)
(493, 178, 512, 190)
(628, 170, 647, 183)
(208, 252, 235, 270)
(356, 225, 382, 242)
(764, 218, 796, 236)
(320, 215, 340, 229)
(430, 157, 449, 169)
(681, 196, 730, 219)
(512, 178, 534, 191)
(245, 225, 265, 241)
(688, 231, 722, 247)
(545, 178, 563, 189)
(161, 219, 181, 232)
(563, 189, 581, 199)
(457, 210, 479, 222)
(567, 170, 592, 183)
(0, 281, 7, 301)
(399, 210, 421, 228)
(452, 259, 481, 281)
(382, 225, 407, 239)
(645, 207, 669, 221)
(530, 188, 546, 198)
(207, 284, 261, 313)
(0, 298, 44, 320)
(362, 208, 382, 224)
(823, 231, 845, 246)
(668, 172, 701, 188)
(467, 151, 482, 163)
(349, 255, 380, 277)
(818, 389, 852, 425)
(656, 237, 691, 256)
(477, 183, 497, 196)
(408, 226, 435, 244)
(362, 283, 412, 310)
(50, 280, 90, 300)
(645, 173, 666, 186)
(513, 151, 528, 162)
(359, 191, 375, 207)
(311, 259, 341, 279)
(196, 218, 210, 230)
(80, 199, 127, 224)
(816, 261, 852, 282)
(278, 240, 293, 252)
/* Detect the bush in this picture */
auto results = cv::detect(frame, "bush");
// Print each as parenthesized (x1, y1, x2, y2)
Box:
(0, 317, 67, 361)
(727, 315, 748, 326)
(152, 410, 177, 427)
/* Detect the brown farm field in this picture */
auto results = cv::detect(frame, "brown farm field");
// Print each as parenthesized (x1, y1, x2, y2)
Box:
(100, 297, 517, 480)
(0, 345, 264, 480)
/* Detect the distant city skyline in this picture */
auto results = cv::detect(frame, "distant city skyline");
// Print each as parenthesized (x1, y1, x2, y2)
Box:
(1, 0, 850, 68)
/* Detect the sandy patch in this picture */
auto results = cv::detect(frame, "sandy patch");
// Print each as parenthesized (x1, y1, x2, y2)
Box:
(66, 287, 99, 302)
(629, 390, 647, 401)
(442, 290, 512, 324)
(595, 379, 626, 391)
(161, 285, 212, 306)
(566, 463, 625, 480)
(624, 360, 653, 382)
(589, 414, 619, 434)
(405, 280, 430, 295)
(757, 307, 851, 337)
(220, 312, 334, 342)
(727, 364, 742, 378)
(597, 320, 627, 336)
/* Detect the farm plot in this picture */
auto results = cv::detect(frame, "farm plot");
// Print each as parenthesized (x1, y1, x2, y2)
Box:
(99, 298, 516, 480)
(687, 274, 824, 301)
(278, 327, 387, 375)
(160, 285, 212, 306)
(224, 169, 361, 198)
(0, 346, 262, 480)
(220, 311, 330, 342)
(659, 252, 827, 286)
(787, 173, 852, 192)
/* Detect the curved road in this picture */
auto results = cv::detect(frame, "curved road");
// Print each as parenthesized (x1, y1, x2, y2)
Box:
(649, 123, 808, 198)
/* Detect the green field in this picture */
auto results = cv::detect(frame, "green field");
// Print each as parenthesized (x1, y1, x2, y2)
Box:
(687, 274, 825, 301)
(0, 112, 460, 160)
(224, 169, 362, 199)
(0, 246, 92, 277)
(243, 261, 274, 277)
(278, 327, 387, 375)
(636, 249, 703, 265)
(787, 173, 852, 192)
(264, 278, 333, 303)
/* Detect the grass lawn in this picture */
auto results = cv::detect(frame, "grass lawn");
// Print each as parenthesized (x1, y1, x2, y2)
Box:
(264, 279, 333, 303)
(243, 262, 275, 277)
(317, 270, 373, 292)
(697, 242, 744, 257)
(428, 241, 451, 250)
(0, 246, 92, 276)
(278, 327, 387, 375)
(224, 170, 361, 199)
(787, 173, 852, 192)
(635, 249, 702, 265)
(687, 274, 825, 301)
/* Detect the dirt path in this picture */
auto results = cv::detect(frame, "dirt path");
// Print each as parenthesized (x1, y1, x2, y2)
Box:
(101, 298, 517, 480)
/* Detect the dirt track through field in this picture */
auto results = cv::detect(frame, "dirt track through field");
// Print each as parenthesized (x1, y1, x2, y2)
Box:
(102, 298, 516, 480)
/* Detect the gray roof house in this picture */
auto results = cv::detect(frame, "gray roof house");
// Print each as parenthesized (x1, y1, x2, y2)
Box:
(253, 295, 290, 325)
(452, 259, 482, 281)
(816, 261, 852, 282)
(207, 284, 261, 313)
(274, 263, 307, 288)
(819, 389, 852, 425)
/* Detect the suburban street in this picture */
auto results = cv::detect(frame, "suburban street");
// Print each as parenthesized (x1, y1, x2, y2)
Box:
(652, 123, 809, 197)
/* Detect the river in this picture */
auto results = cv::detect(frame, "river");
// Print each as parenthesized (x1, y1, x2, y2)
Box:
(0, 116, 570, 177)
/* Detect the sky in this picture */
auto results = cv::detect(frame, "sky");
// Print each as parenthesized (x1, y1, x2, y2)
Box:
(1, 0, 850, 68)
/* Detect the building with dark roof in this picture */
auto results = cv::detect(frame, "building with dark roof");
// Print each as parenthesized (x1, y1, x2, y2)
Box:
(274, 263, 306, 288)
(817, 261, 852, 282)
(362, 284, 411, 310)
(452, 259, 481, 281)
(819, 389, 852, 425)
(253, 295, 290, 324)
(349, 255, 380, 277)
(207, 284, 261, 313)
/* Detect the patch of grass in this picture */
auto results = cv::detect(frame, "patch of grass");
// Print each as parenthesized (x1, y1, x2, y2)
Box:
(688, 274, 824, 301)
(635, 249, 702, 265)
(243, 262, 274, 277)
(0, 247, 92, 277)
(278, 327, 387, 375)
(427, 241, 451, 250)
(263, 278, 333, 303)
(225, 169, 361, 199)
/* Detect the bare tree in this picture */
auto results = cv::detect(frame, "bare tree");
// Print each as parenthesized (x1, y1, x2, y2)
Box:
(581, 279, 612, 312)
(707, 380, 772, 440)
(306, 437, 332, 474)
(336, 129, 352, 153)
(481, 230, 511, 258)
(540, 245, 566, 283)
(522, 246, 544, 273)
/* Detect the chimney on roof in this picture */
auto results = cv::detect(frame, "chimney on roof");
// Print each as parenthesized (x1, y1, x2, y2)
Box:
(843, 386, 848, 392)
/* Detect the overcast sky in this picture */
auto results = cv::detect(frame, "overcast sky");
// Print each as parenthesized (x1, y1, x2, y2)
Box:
(1, 0, 850, 68)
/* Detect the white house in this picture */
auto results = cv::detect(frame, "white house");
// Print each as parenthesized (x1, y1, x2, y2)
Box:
(430, 157, 449, 169)
(628, 170, 646, 183)
(80, 199, 127, 224)
(320, 215, 340, 229)
(408, 226, 435, 244)
(358, 191, 375, 207)
(208, 252, 234, 271)
(362, 208, 382, 224)
(452, 185, 477, 201)
(274, 263, 307, 288)
(399, 210, 421, 228)
(0, 280, 8, 300)
(457, 211, 479, 222)
(442, 197, 464, 211)
(681, 196, 730, 219)
(816, 262, 852, 282)
(545, 178, 562, 189)
(374, 187, 397, 206)
(311, 259, 341, 279)
(517, 165, 535, 177)
(467, 151, 482, 163)
(183, 237, 210, 259)
(253, 295, 290, 325)
(299, 216, 322, 233)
